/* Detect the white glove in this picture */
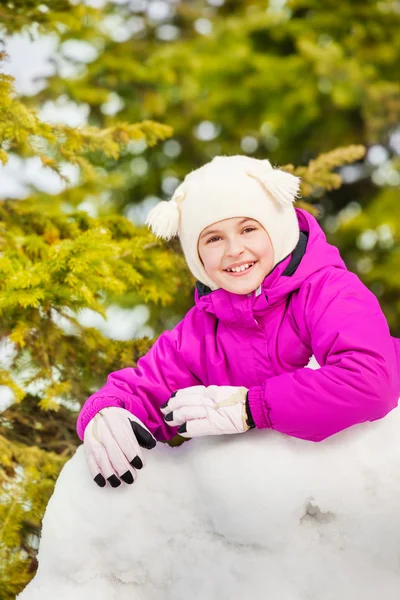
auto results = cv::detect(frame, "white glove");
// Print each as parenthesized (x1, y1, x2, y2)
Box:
(160, 385, 254, 438)
(84, 407, 156, 488)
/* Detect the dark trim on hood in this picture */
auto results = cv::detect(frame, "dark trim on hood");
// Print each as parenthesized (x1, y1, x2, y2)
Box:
(196, 231, 309, 299)
(281, 230, 309, 276)
(196, 280, 213, 298)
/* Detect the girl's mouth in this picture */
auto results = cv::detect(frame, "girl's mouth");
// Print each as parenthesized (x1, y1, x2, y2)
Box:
(224, 261, 257, 276)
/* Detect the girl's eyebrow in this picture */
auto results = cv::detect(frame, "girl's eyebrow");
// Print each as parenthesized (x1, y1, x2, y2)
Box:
(200, 218, 255, 239)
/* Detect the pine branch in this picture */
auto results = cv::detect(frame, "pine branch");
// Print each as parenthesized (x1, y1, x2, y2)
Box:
(283, 145, 366, 198)
(0, 53, 172, 178)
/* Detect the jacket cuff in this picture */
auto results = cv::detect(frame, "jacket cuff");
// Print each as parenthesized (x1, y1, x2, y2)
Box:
(245, 394, 256, 429)
(247, 385, 273, 430)
(76, 396, 124, 440)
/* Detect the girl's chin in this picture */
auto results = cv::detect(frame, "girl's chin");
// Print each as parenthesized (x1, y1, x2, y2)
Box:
(229, 285, 259, 295)
(222, 276, 264, 295)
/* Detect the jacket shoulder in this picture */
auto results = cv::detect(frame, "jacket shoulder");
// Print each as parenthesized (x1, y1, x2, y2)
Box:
(290, 265, 380, 339)
(298, 265, 378, 304)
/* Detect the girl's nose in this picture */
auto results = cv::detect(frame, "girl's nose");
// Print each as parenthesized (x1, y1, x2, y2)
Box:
(226, 238, 245, 256)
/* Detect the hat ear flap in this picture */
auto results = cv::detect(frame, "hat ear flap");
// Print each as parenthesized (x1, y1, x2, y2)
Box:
(145, 189, 185, 240)
(247, 168, 301, 207)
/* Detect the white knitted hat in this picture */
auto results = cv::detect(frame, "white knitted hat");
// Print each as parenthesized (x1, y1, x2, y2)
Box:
(146, 155, 301, 290)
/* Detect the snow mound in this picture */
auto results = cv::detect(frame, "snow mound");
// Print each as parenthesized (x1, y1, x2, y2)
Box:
(18, 405, 400, 600)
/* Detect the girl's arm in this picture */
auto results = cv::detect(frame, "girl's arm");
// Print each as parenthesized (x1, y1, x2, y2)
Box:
(76, 317, 201, 442)
(248, 268, 400, 441)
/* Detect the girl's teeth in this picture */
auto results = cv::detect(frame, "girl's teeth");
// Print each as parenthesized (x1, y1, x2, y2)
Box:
(228, 262, 254, 273)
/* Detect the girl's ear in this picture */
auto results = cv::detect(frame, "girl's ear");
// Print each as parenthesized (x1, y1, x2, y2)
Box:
(145, 188, 185, 240)
(246, 165, 301, 207)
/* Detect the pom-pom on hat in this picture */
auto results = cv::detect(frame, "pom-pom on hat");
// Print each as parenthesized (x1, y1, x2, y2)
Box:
(146, 155, 301, 290)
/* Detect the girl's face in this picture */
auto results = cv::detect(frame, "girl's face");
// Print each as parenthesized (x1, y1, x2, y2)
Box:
(198, 217, 274, 294)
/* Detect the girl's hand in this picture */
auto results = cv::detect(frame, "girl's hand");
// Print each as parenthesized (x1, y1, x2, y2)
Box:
(160, 385, 254, 438)
(84, 407, 156, 488)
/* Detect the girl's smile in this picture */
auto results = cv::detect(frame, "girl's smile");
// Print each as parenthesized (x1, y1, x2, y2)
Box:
(224, 261, 257, 275)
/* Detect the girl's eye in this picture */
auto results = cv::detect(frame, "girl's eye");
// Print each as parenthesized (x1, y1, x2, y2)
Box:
(206, 227, 256, 243)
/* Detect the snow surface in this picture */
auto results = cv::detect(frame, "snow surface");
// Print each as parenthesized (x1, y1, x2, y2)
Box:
(18, 398, 400, 600)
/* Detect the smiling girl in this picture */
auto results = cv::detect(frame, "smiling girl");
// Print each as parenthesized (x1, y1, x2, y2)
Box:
(77, 155, 400, 488)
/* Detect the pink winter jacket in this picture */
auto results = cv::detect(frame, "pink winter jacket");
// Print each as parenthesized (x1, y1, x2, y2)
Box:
(77, 209, 400, 442)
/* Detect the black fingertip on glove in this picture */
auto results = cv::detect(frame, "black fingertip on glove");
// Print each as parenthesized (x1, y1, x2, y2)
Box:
(164, 412, 174, 422)
(94, 474, 106, 488)
(129, 419, 157, 450)
(161, 390, 177, 410)
(130, 456, 143, 470)
(121, 471, 134, 484)
(245, 394, 256, 429)
(177, 423, 187, 435)
(107, 475, 121, 488)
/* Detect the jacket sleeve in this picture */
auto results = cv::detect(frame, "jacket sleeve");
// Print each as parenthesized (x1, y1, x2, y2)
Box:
(76, 316, 201, 442)
(247, 268, 400, 441)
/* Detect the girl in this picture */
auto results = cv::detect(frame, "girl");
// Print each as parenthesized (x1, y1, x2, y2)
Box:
(77, 155, 400, 488)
